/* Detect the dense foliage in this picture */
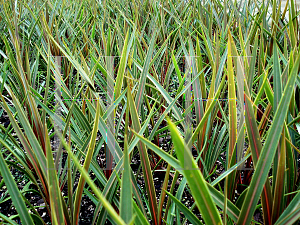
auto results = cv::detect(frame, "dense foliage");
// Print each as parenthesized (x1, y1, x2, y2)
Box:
(0, 0, 300, 224)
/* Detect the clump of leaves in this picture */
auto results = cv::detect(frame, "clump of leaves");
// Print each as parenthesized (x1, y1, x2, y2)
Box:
(0, 0, 300, 224)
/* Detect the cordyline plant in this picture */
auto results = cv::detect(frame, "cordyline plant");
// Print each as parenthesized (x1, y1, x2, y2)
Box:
(0, 0, 300, 224)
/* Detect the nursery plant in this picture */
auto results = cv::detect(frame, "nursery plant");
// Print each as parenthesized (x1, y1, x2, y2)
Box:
(0, 0, 300, 224)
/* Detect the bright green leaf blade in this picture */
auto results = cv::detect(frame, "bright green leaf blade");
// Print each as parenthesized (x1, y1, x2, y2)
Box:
(167, 118, 222, 225)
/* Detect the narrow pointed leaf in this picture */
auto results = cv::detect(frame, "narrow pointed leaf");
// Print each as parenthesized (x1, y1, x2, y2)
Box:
(167, 118, 222, 225)
(120, 134, 133, 223)
(237, 50, 300, 225)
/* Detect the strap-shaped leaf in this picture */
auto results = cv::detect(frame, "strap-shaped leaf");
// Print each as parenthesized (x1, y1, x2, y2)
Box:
(0, 151, 34, 224)
(120, 134, 133, 223)
(73, 101, 101, 224)
(165, 191, 203, 225)
(127, 87, 158, 225)
(237, 49, 300, 225)
(167, 118, 222, 225)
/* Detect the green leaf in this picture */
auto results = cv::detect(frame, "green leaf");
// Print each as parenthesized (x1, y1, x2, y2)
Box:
(130, 129, 180, 169)
(271, 129, 286, 223)
(237, 48, 300, 225)
(135, 30, 156, 113)
(45, 129, 65, 225)
(171, 52, 183, 84)
(127, 87, 158, 225)
(60, 138, 126, 225)
(164, 191, 203, 225)
(0, 152, 34, 225)
(120, 134, 133, 223)
(275, 192, 300, 225)
(167, 118, 222, 225)
(73, 101, 101, 225)
(244, 81, 273, 225)
(115, 31, 132, 100)
(273, 43, 282, 110)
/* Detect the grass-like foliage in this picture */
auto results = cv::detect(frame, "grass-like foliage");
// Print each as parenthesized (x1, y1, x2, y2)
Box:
(0, 0, 300, 224)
